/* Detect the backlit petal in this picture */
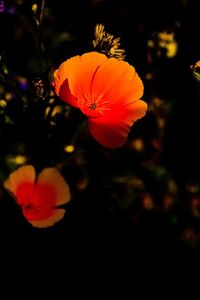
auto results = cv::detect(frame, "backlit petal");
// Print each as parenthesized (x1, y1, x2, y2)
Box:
(91, 58, 144, 107)
(26, 208, 66, 228)
(32, 182, 56, 209)
(37, 168, 71, 206)
(88, 100, 147, 148)
(53, 55, 81, 107)
(23, 205, 54, 222)
(16, 182, 35, 206)
(3, 165, 35, 197)
(68, 52, 107, 100)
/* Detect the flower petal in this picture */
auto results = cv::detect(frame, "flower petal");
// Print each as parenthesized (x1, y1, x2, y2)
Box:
(88, 100, 147, 148)
(26, 208, 66, 228)
(68, 52, 107, 100)
(16, 182, 35, 207)
(91, 58, 144, 107)
(53, 55, 81, 107)
(3, 165, 35, 197)
(36, 168, 71, 206)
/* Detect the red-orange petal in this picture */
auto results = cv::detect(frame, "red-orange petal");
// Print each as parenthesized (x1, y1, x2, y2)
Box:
(22, 205, 54, 221)
(25, 208, 66, 228)
(16, 182, 35, 207)
(36, 168, 71, 206)
(53, 52, 108, 107)
(67, 52, 107, 100)
(3, 165, 36, 198)
(88, 100, 147, 148)
(31, 182, 57, 209)
(53, 55, 81, 107)
(91, 58, 144, 107)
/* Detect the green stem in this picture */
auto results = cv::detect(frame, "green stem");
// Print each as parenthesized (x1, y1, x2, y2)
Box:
(39, 0, 45, 25)
(33, 0, 51, 74)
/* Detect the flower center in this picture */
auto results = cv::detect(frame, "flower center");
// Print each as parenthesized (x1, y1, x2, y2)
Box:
(89, 103, 97, 111)
(24, 203, 33, 211)
(78, 93, 111, 118)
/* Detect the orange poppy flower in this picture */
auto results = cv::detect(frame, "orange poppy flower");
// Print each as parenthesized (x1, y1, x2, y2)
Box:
(3, 165, 71, 228)
(53, 52, 147, 148)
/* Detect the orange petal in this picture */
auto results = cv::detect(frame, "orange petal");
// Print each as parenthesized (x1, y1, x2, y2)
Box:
(88, 100, 147, 148)
(53, 55, 81, 106)
(57, 78, 78, 107)
(36, 168, 71, 206)
(3, 165, 36, 197)
(27, 208, 66, 228)
(91, 58, 144, 107)
(68, 52, 107, 100)
(23, 205, 54, 222)
(16, 182, 35, 206)
(31, 182, 57, 209)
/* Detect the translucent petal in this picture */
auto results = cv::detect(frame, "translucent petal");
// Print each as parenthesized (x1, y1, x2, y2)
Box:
(88, 100, 147, 148)
(36, 168, 71, 206)
(3, 165, 35, 197)
(27, 209, 66, 228)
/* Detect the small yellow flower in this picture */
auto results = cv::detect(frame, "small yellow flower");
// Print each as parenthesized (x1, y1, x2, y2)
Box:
(64, 145, 75, 153)
(32, 3, 38, 13)
(0, 99, 7, 108)
(130, 138, 144, 152)
(158, 31, 178, 58)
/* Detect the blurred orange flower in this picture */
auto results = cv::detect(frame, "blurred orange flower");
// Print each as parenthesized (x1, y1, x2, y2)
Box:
(53, 52, 147, 148)
(4, 165, 71, 228)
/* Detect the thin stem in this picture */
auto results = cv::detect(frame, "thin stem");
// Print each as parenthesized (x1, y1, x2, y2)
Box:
(39, 0, 45, 25)
(32, 0, 51, 74)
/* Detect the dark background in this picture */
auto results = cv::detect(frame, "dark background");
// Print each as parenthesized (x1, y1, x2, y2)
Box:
(1, 0, 200, 298)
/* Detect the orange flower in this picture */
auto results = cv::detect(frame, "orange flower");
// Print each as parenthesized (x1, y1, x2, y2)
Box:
(52, 52, 147, 148)
(3, 165, 71, 228)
